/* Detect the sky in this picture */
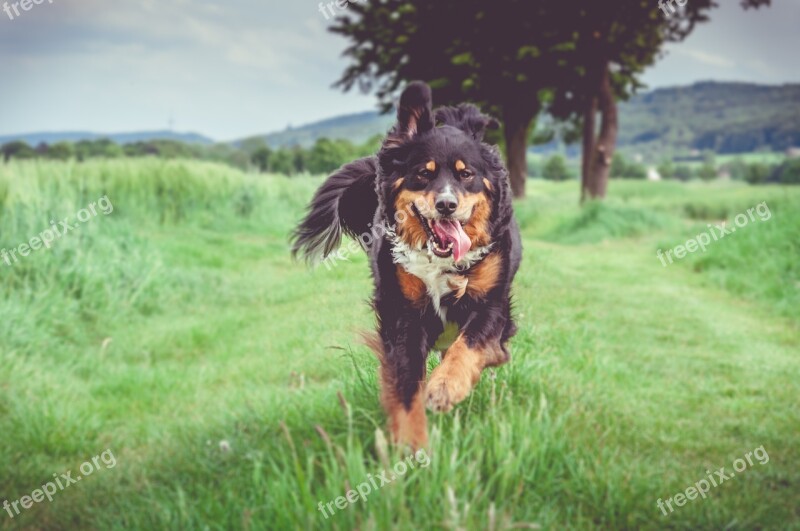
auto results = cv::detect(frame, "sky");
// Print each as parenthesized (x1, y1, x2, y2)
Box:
(0, 0, 798, 141)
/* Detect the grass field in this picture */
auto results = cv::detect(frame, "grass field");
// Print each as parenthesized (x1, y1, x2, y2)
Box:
(1, 159, 798, 530)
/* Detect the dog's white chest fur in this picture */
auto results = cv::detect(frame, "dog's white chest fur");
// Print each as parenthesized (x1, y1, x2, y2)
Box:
(389, 234, 492, 322)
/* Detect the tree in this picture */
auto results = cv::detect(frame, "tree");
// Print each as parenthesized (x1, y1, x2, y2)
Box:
(291, 145, 308, 174)
(306, 138, 353, 174)
(547, 0, 771, 201)
(542, 154, 570, 181)
(48, 142, 74, 160)
(331, 0, 769, 200)
(1, 141, 35, 162)
(270, 149, 296, 176)
(251, 146, 272, 173)
(331, 1, 572, 198)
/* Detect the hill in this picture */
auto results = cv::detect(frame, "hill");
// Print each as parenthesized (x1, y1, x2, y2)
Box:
(244, 82, 800, 155)
(0, 130, 215, 146)
(3, 82, 797, 157)
(618, 82, 800, 156)
(237, 111, 394, 149)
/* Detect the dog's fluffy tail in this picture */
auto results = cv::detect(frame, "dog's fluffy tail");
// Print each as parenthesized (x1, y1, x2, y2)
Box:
(291, 156, 379, 263)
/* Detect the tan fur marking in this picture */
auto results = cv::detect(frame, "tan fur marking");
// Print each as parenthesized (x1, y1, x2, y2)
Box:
(425, 160, 436, 172)
(457, 191, 492, 248)
(455, 160, 466, 171)
(393, 177, 405, 190)
(394, 190, 435, 249)
(466, 253, 502, 299)
(426, 334, 484, 412)
(482, 177, 493, 191)
(397, 265, 428, 307)
(365, 332, 428, 449)
(387, 386, 428, 449)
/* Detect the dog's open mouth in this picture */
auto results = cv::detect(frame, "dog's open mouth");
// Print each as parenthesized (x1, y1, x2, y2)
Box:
(413, 205, 472, 261)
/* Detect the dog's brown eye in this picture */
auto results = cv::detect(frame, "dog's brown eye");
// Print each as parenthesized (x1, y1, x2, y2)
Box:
(459, 170, 473, 180)
(418, 169, 434, 179)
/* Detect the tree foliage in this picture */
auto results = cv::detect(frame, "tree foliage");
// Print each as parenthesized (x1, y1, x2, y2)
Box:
(330, 0, 771, 200)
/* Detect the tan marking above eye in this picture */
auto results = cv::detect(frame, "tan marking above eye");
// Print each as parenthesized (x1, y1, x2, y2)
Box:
(425, 160, 436, 172)
(455, 160, 466, 172)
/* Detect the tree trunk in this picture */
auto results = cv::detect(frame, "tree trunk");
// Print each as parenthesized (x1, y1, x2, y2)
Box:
(583, 63, 618, 201)
(580, 96, 597, 203)
(502, 108, 535, 199)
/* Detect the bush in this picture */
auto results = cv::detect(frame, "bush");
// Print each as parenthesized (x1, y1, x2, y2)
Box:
(696, 162, 717, 181)
(725, 157, 748, 181)
(611, 153, 647, 179)
(744, 163, 772, 184)
(657, 159, 675, 180)
(542, 154, 570, 181)
(672, 165, 694, 181)
(772, 158, 800, 184)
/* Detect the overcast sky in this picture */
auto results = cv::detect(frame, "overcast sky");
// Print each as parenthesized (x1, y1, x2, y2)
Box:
(1, 0, 798, 141)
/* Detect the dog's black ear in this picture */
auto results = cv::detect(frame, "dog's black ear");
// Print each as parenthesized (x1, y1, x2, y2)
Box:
(386, 82, 434, 146)
(436, 104, 498, 141)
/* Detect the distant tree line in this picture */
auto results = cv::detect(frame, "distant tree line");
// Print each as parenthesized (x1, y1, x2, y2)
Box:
(1, 138, 251, 168)
(247, 135, 382, 175)
(534, 152, 800, 185)
(0, 135, 383, 176)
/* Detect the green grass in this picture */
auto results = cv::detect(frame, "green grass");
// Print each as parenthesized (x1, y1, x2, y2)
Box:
(0, 160, 798, 529)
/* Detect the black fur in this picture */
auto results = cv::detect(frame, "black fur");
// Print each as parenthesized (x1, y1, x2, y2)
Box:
(291, 157, 378, 262)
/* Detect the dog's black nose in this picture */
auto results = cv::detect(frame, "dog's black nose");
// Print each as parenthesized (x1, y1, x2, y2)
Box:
(435, 193, 458, 216)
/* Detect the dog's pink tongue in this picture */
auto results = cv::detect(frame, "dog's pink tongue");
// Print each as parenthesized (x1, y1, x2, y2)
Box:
(433, 219, 472, 261)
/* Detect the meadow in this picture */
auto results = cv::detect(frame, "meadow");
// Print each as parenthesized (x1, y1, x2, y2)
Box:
(0, 159, 798, 530)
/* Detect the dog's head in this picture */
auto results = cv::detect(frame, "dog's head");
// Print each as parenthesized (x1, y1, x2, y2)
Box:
(378, 82, 510, 263)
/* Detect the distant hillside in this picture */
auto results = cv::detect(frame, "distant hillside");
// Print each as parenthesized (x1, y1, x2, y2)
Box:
(0, 130, 215, 146)
(239, 111, 394, 149)
(244, 82, 800, 156)
(618, 82, 800, 156)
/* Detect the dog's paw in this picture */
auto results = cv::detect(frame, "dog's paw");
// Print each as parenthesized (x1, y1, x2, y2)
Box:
(426, 368, 472, 413)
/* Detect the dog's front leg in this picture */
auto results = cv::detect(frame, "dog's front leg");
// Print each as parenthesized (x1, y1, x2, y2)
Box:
(426, 303, 507, 413)
(378, 314, 430, 449)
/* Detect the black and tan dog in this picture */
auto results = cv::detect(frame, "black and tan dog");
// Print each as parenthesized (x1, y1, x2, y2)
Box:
(292, 82, 522, 448)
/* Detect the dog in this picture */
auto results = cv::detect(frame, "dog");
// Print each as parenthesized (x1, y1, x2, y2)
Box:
(292, 81, 522, 448)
